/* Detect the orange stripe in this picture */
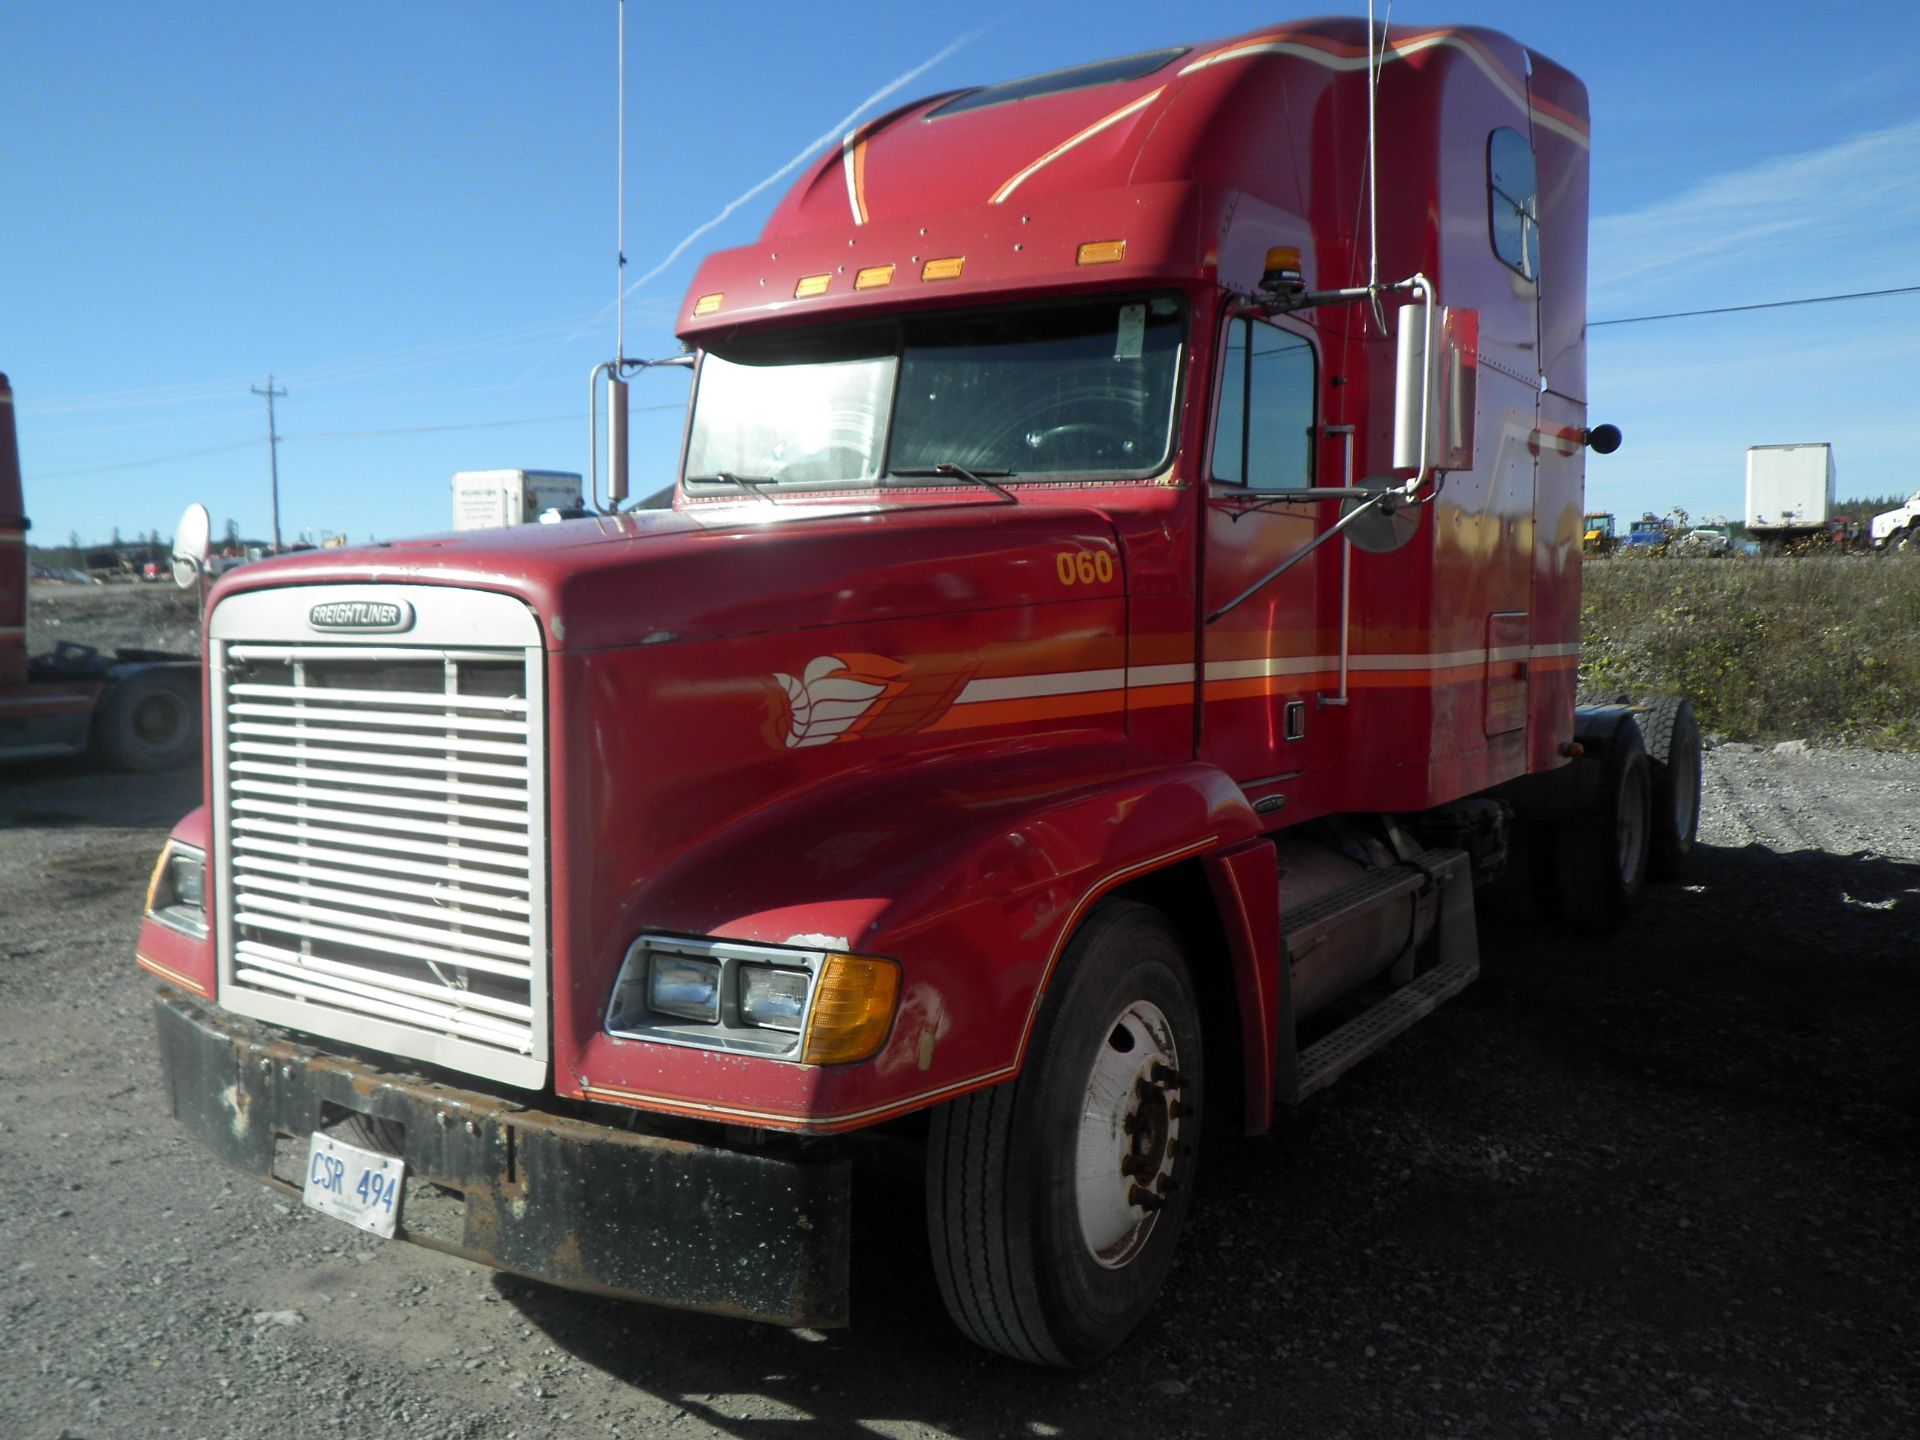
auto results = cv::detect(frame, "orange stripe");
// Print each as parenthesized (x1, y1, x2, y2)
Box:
(136, 952, 212, 999)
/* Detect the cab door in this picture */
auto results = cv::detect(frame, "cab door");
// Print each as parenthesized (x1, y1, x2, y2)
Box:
(1198, 313, 1330, 805)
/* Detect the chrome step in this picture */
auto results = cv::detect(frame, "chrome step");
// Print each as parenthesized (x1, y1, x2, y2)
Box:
(1295, 951, 1480, 1099)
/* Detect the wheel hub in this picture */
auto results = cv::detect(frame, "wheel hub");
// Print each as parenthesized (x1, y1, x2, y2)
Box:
(1074, 1000, 1184, 1268)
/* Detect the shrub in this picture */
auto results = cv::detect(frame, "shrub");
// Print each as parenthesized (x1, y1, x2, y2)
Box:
(1579, 555, 1920, 749)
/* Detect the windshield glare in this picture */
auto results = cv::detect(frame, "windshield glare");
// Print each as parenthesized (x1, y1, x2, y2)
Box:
(684, 296, 1184, 489)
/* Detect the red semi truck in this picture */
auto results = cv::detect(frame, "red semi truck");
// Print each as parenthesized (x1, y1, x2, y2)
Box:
(140, 20, 1701, 1365)
(1, 374, 201, 770)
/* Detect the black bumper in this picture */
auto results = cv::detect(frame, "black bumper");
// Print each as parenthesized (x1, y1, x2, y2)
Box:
(153, 991, 850, 1327)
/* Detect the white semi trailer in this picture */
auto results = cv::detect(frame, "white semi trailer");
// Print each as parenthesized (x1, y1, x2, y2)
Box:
(450, 469, 584, 531)
(1745, 443, 1835, 545)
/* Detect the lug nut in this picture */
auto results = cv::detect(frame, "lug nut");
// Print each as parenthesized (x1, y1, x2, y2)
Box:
(1128, 1184, 1167, 1212)
(1149, 1062, 1186, 1088)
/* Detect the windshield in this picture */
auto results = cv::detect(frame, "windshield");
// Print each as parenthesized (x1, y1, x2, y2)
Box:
(684, 295, 1185, 490)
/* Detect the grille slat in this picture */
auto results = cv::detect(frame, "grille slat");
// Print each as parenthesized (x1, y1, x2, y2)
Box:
(229, 700, 530, 735)
(232, 795, 530, 849)
(230, 824, 532, 883)
(234, 854, 530, 915)
(233, 872, 533, 939)
(215, 610, 547, 1086)
(235, 939, 535, 1021)
(228, 738, 531, 782)
(230, 757, 529, 807)
(231, 905, 533, 979)
(230, 720, 529, 759)
(232, 776, 528, 826)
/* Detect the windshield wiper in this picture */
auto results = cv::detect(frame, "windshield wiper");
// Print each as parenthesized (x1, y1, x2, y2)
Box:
(889, 462, 1020, 504)
(685, 471, 780, 502)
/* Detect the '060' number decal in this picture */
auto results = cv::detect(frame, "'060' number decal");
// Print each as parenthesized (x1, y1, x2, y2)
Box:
(1055, 549, 1116, 586)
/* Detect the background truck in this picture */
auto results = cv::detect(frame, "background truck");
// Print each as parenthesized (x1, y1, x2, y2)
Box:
(450, 468, 584, 531)
(1745, 442, 1836, 546)
(140, 20, 1701, 1367)
(1870, 491, 1920, 552)
(1, 372, 201, 770)
(1623, 513, 1670, 551)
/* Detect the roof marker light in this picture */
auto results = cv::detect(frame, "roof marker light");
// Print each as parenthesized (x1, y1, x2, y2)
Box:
(1077, 239, 1128, 266)
(921, 256, 966, 282)
(854, 264, 896, 290)
(693, 293, 723, 316)
(794, 274, 831, 298)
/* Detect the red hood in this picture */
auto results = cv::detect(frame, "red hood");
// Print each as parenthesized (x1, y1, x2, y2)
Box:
(209, 496, 1124, 651)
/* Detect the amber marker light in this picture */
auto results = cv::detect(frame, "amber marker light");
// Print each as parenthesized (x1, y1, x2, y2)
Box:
(854, 264, 896, 290)
(921, 256, 965, 282)
(794, 274, 831, 298)
(800, 953, 902, 1065)
(1076, 239, 1127, 266)
(693, 292, 724, 316)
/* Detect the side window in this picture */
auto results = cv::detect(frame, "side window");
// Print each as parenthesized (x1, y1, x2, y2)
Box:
(1213, 317, 1315, 490)
(1488, 127, 1539, 280)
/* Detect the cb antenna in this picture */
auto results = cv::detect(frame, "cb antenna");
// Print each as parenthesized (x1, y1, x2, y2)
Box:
(591, 0, 632, 511)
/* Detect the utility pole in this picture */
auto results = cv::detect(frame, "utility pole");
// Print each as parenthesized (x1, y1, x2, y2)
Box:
(251, 375, 287, 551)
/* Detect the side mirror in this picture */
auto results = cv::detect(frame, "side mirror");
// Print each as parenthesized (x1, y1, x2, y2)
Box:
(171, 502, 210, 589)
(1393, 299, 1477, 477)
(1584, 423, 1622, 455)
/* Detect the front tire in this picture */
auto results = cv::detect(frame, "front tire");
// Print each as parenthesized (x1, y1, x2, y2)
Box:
(926, 902, 1202, 1367)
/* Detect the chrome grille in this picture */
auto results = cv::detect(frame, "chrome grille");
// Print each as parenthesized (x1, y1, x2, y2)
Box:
(209, 588, 547, 1089)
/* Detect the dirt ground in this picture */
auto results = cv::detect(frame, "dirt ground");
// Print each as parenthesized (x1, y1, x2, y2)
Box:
(2, 589, 1917, 1438)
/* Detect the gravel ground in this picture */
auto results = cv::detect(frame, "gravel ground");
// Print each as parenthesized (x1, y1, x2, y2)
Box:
(3, 588, 1917, 1439)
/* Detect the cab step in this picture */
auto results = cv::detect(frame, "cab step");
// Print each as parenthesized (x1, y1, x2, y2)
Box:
(1294, 951, 1479, 1099)
(1275, 846, 1481, 1103)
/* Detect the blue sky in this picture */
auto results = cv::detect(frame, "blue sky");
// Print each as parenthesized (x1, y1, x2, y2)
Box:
(6, 1, 1917, 548)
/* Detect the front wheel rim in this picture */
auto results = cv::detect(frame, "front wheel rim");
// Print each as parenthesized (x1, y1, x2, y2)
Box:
(1074, 998, 1184, 1269)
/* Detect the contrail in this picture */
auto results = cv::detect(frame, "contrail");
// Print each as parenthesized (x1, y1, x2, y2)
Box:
(620, 27, 985, 296)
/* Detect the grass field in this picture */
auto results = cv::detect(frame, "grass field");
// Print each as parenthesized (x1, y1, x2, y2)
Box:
(1579, 554, 1920, 750)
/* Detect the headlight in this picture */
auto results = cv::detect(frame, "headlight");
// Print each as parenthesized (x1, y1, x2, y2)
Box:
(738, 965, 810, 1031)
(647, 955, 721, 1023)
(606, 935, 900, 1064)
(145, 842, 208, 939)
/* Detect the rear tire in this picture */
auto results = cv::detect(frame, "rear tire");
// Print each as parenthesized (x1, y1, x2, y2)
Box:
(925, 902, 1202, 1367)
(1640, 698, 1702, 881)
(1554, 720, 1652, 931)
(95, 668, 199, 772)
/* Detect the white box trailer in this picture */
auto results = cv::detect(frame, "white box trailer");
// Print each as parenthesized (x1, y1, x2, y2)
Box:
(451, 469, 584, 531)
(1744, 444, 1835, 537)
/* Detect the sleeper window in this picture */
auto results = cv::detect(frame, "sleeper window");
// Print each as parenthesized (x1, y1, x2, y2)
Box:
(1488, 127, 1539, 280)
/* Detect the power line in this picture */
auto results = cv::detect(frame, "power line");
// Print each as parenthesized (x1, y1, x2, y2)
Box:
(1591, 284, 1920, 327)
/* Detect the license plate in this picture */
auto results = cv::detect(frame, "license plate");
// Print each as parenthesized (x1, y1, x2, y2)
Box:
(301, 1130, 404, 1239)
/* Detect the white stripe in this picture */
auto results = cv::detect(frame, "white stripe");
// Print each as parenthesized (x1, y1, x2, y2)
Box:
(990, 88, 1164, 205)
(945, 641, 1584, 705)
(840, 130, 864, 226)
(1125, 663, 1197, 687)
(1177, 31, 1589, 152)
(957, 667, 1126, 703)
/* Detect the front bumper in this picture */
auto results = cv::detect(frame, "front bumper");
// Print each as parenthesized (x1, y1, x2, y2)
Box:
(154, 991, 850, 1327)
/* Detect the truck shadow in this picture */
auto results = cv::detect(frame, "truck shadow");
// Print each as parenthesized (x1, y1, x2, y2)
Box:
(0, 755, 200, 829)
(494, 839, 1920, 1435)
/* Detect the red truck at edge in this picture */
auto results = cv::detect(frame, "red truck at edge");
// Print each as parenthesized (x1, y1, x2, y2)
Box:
(2, 375, 200, 771)
(139, 19, 1702, 1366)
